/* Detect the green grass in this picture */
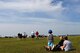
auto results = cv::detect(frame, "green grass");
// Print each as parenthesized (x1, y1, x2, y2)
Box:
(0, 36, 80, 53)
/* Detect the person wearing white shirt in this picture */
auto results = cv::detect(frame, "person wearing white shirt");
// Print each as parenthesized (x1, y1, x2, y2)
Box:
(31, 31, 35, 38)
(60, 36, 72, 51)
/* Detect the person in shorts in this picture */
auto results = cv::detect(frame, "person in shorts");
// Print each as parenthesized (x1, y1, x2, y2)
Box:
(44, 30, 54, 51)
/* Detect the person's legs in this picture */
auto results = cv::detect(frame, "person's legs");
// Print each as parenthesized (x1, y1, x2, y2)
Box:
(44, 46, 50, 50)
(52, 45, 62, 51)
(48, 41, 53, 50)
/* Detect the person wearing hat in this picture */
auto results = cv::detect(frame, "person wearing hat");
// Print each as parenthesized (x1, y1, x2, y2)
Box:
(44, 30, 54, 51)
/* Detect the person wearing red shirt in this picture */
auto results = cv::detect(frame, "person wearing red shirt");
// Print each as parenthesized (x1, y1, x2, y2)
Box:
(36, 31, 39, 38)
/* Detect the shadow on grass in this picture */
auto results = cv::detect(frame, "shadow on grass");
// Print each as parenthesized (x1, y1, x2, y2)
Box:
(44, 47, 76, 53)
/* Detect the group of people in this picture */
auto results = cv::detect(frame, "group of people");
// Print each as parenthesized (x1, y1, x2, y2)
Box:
(44, 30, 72, 52)
(31, 31, 39, 38)
(18, 32, 27, 39)
(18, 30, 72, 52)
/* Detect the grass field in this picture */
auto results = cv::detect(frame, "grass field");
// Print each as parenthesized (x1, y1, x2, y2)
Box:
(0, 36, 80, 53)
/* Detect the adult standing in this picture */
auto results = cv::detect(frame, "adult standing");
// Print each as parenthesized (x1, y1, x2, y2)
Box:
(31, 31, 35, 38)
(36, 31, 39, 38)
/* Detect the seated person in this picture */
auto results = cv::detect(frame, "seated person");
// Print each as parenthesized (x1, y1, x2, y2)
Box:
(52, 36, 64, 51)
(60, 36, 72, 51)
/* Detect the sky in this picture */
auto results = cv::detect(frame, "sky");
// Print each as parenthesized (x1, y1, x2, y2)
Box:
(0, 0, 80, 36)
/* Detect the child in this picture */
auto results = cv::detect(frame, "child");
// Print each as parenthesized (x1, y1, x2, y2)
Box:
(46, 30, 54, 50)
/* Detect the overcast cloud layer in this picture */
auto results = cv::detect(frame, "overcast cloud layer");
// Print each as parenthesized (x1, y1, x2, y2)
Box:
(0, 0, 80, 36)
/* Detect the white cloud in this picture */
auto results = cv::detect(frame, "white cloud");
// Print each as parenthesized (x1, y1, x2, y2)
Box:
(0, 0, 64, 12)
(0, 18, 80, 36)
(0, 0, 80, 36)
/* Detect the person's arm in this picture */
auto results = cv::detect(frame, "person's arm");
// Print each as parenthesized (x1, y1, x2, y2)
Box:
(60, 42, 66, 50)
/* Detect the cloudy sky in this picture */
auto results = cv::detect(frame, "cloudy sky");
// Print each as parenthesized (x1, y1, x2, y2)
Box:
(0, 0, 80, 36)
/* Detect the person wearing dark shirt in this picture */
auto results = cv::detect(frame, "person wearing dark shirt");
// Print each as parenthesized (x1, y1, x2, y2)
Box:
(53, 36, 64, 51)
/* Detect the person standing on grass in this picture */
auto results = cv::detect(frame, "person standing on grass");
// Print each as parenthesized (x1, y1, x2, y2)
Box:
(31, 31, 35, 38)
(45, 30, 54, 51)
(36, 31, 39, 38)
(60, 36, 72, 51)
